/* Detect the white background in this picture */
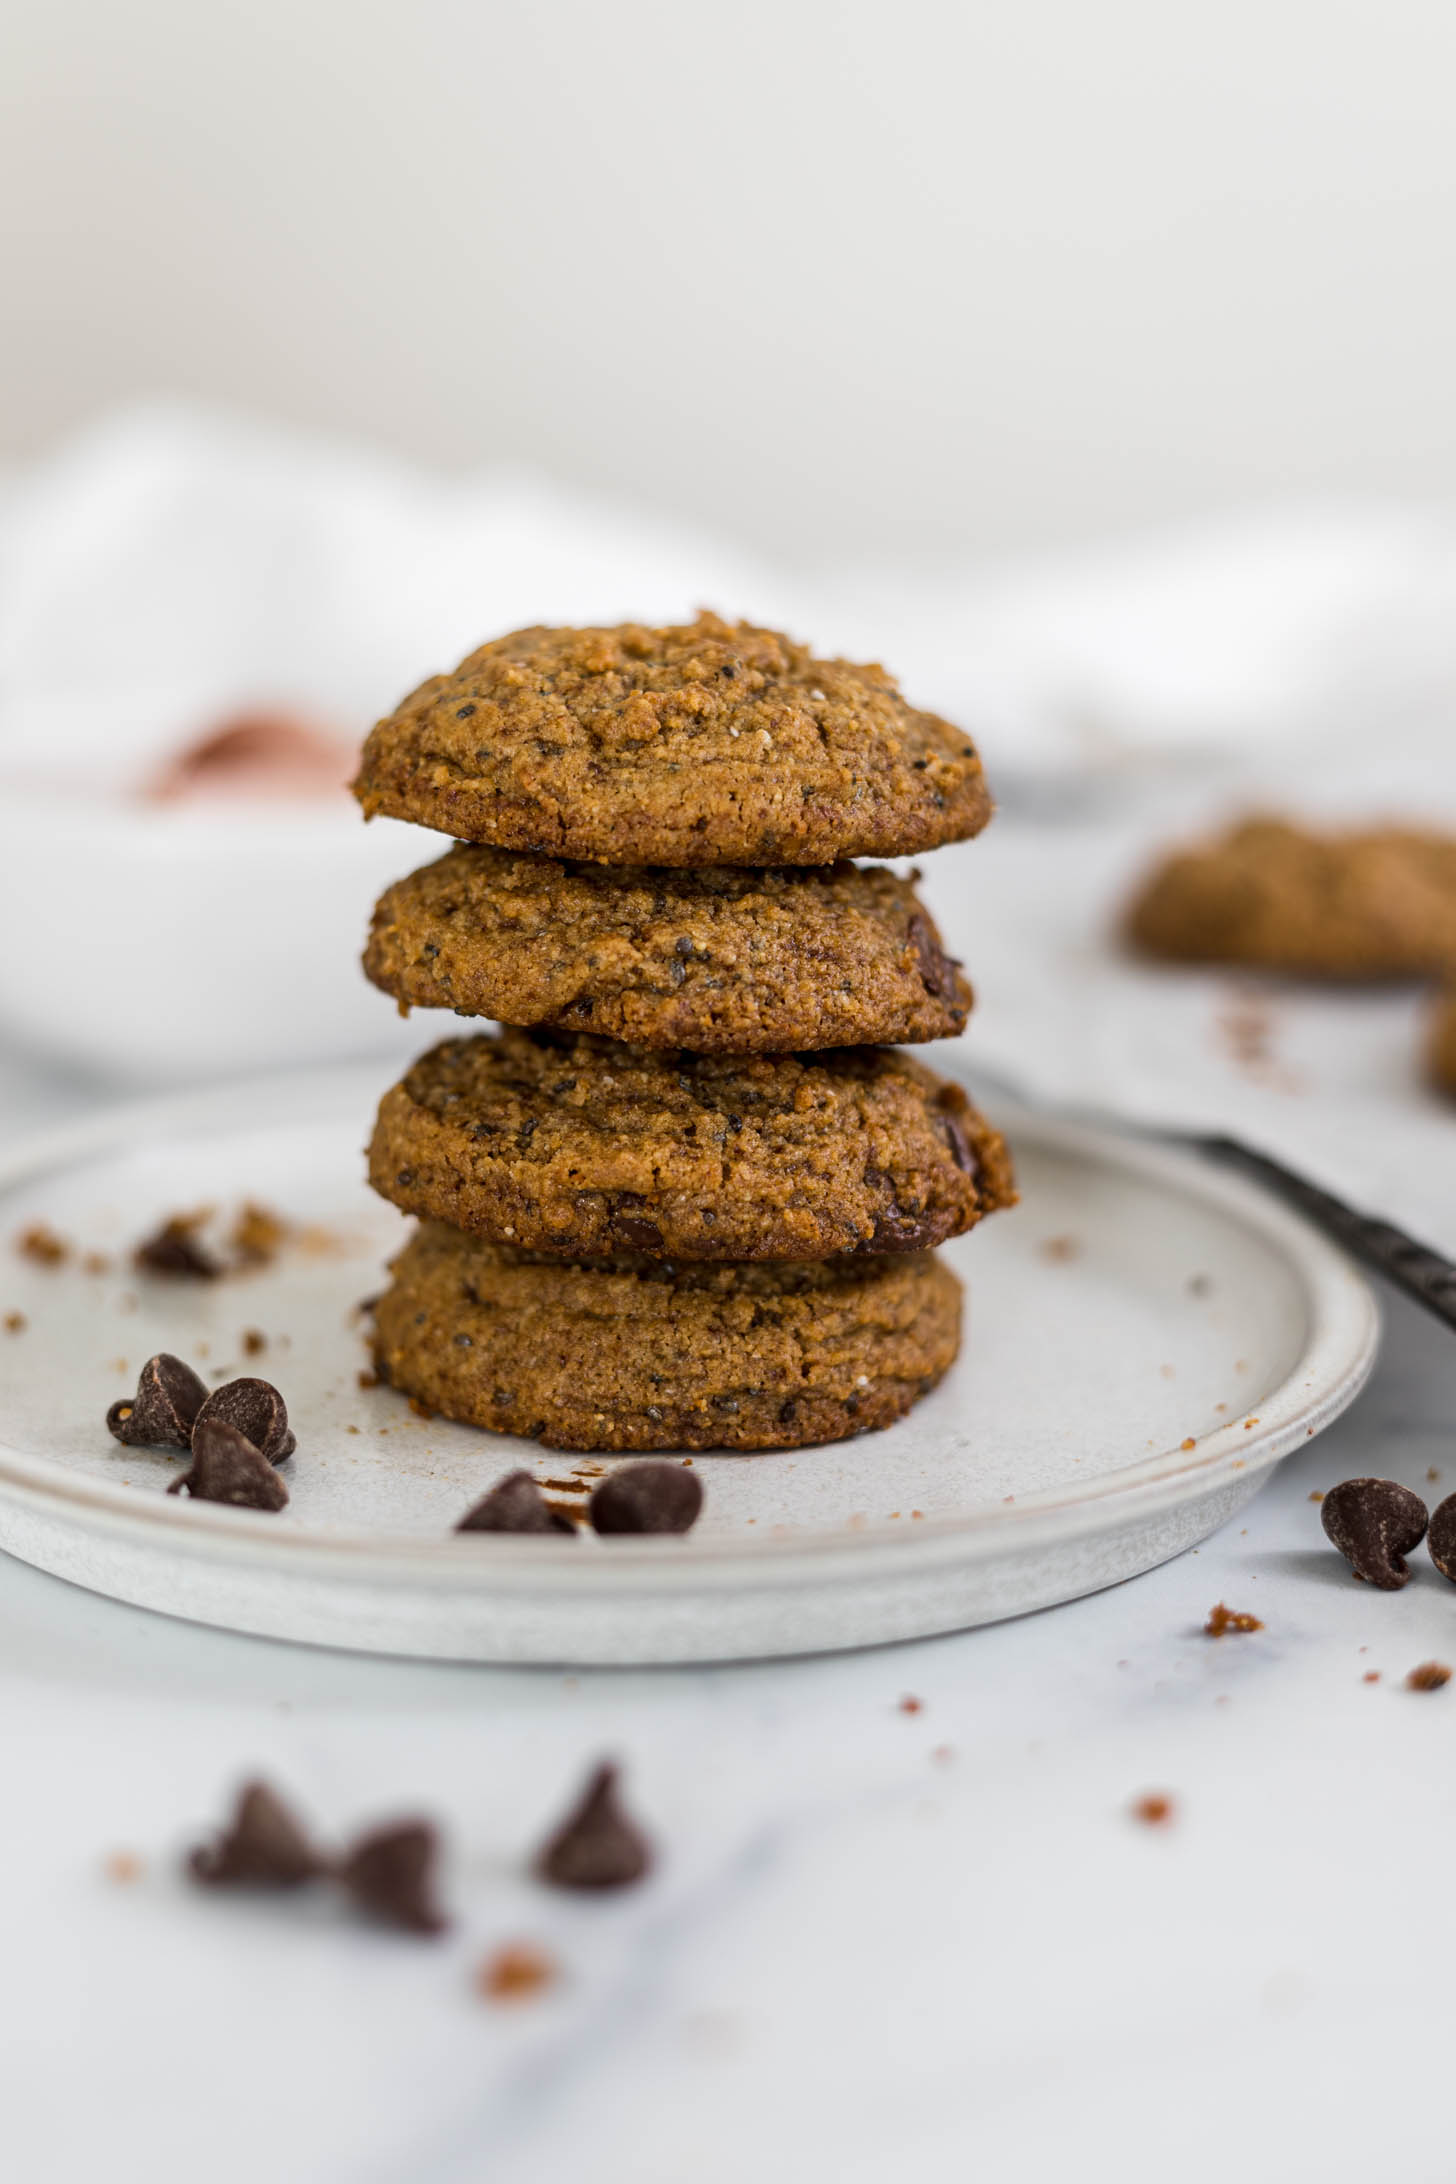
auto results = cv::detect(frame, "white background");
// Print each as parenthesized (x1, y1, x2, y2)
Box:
(4, 0, 1456, 558)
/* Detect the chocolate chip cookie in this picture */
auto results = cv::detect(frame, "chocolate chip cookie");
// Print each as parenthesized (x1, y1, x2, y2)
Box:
(364, 844, 971, 1051)
(352, 613, 991, 867)
(368, 1030, 1014, 1261)
(370, 1223, 963, 1451)
(1127, 817, 1456, 977)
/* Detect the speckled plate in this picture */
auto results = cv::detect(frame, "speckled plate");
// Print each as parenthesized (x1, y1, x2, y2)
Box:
(0, 1064, 1378, 1662)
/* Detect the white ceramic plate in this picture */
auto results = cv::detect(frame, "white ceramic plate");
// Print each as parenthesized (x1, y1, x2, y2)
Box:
(0, 1066, 1378, 1663)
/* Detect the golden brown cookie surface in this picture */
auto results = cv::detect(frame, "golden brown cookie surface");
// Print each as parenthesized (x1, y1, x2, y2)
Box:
(371, 1224, 962, 1451)
(1127, 817, 1456, 978)
(367, 1030, 1014, 1262)
(353, 614, 991, 866)
(364, 845, 971, 1052)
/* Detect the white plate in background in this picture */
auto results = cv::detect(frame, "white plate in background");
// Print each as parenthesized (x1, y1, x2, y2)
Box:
(0, 1065, 1378, 1662)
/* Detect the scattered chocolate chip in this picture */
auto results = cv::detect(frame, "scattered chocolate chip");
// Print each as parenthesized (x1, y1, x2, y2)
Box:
(1425, 1494, 1456, 1582)
(535, 1762, 652, 1891)
(168, 1417, 290, 1510)
(107, 1352, 209, 1448)
(477, 1941, 558, 2002)
(1407, 1661, 1452, 1692)
(339, 1821, 447, 1934)
(1204, 1603, 1263, 1636)
(1321, 1477, 1428, 1589)
(456, 1470, 576, 1535)
(16, 1222, 68, 1266)
(134, 1213, 221, 1280)
(193, 1376, 296, 1463)
(589, 1461, 703, 1536)
(188, 1779, 322, 1888)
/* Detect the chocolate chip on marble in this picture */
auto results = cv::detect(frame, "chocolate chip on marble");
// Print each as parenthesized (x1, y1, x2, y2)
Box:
(133, 1214, 222, 1280)
(589, 1461, 703, 1536)
(456, 1470, 576, 1535)
(1426, 1494, 1456, 1583)
(193, 1376, 296, 1463)
(339, 1821, 448, 1934)
(535, 1762, 652, 1891)
(106, 1352, 208, 1448)
(1321, 1477, 1428, 1589)
(188, 1779, 323, 1889)
(167, 1417, 290, 1511)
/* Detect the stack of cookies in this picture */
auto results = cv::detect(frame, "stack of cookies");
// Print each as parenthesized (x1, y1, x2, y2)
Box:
(353, 613, 1015, 1452)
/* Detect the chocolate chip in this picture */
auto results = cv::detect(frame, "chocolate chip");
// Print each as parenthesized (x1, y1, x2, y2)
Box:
(614, 1214, 664, 1252)
(133, 1215, 221, 1280)
(168, 1417, 290, 1511)
(455, 701, 476, 718)
(339, 1821, 447, 1934)
(907, 911, 961, 1004)
(589, 1461, 703, 1536)
(1321, 1477, 1428, 1589)
(934, 1084, 979, 1177)
(188, 1779, 322, 1888)
(106, 1352, 208, 1448)
(193, 1376, 296, 1463)
(456, 1470, 576, 1535)
(535, 1762, 652, 1891)
(1426, 1494, 1456, 1582)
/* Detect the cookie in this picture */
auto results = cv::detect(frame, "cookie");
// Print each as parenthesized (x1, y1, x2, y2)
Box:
(364, 844, 971, 1052)
(1127, 817, 1456, 978)
(1430, 990, 1456, 1097)
(352, 613, 991, 866)
(368, 1030, 1014, 1261)
(370, 1223, 962, 1451)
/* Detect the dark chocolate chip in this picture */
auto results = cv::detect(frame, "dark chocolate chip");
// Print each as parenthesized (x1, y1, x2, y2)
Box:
(188, 1779, 322, 1888)
(133, 1216, 222, 1280)
(589, 1461, 703, 1536)
(1426, 1494, 1456, 1582)
(535, 1762, 652, 1891)
(907, 911, 961, 1005)
(1321, 1477, 1428, 1589)
(339, 1821, 447, 1934)
(456, 1470, 576, 1535)
(193, 1376, 296, 1463)
(455, 701, 476, 718)
(106, 1352, 208, 1448)
(168, 1417, 290, 1511)
(934, 1082, 979, 1177)
(614, 1214, 664, 1252)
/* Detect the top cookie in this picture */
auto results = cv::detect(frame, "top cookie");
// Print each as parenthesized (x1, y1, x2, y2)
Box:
(1127, 817, 1456, 978)
(353, 612, 992, 866)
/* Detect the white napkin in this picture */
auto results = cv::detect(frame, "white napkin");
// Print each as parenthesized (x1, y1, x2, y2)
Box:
(5, 405, 1456, 783)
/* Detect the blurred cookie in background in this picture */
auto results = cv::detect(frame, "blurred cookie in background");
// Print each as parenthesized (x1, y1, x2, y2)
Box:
(1430, 990, 1456, 1099)
(1125, 816, 1456, 980)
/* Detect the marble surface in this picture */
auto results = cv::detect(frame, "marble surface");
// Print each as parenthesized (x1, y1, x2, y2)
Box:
(0, 1039, 1453, 2184)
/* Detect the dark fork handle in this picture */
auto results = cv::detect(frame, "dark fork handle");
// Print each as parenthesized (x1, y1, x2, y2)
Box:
(1195, 1134, 1456, 1332)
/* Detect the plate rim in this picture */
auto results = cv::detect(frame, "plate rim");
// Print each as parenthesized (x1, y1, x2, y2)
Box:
(0, 1062, 1380, 1590)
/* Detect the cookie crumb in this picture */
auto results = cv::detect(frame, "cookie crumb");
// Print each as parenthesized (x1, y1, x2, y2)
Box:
(4, 1311, 25, 1334)
(1363, 1671, 1381, 1683)
(898, 1695, 924, 1715)
(241, 1329, 267, 1357)
(1039, 1235, 1080, 1263)
(1131, 1793, 1175, 1827)
(1181, 1437, 1196, 1451)
(16, 1222, 68, 1266)
(134, 1212, 221, 1281)
(1308, 1490, 1324, 1503)
(82, 1252, 111, 1275)
(477, 1942, 558, 2003)
(1406, 1661, 1452, 1692)
(230, 1202, 289, 1267)
(103, 1849, 143, 1885)
(1204, 1603, 1263, 1637)
(357, 1370, 378, 1390)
